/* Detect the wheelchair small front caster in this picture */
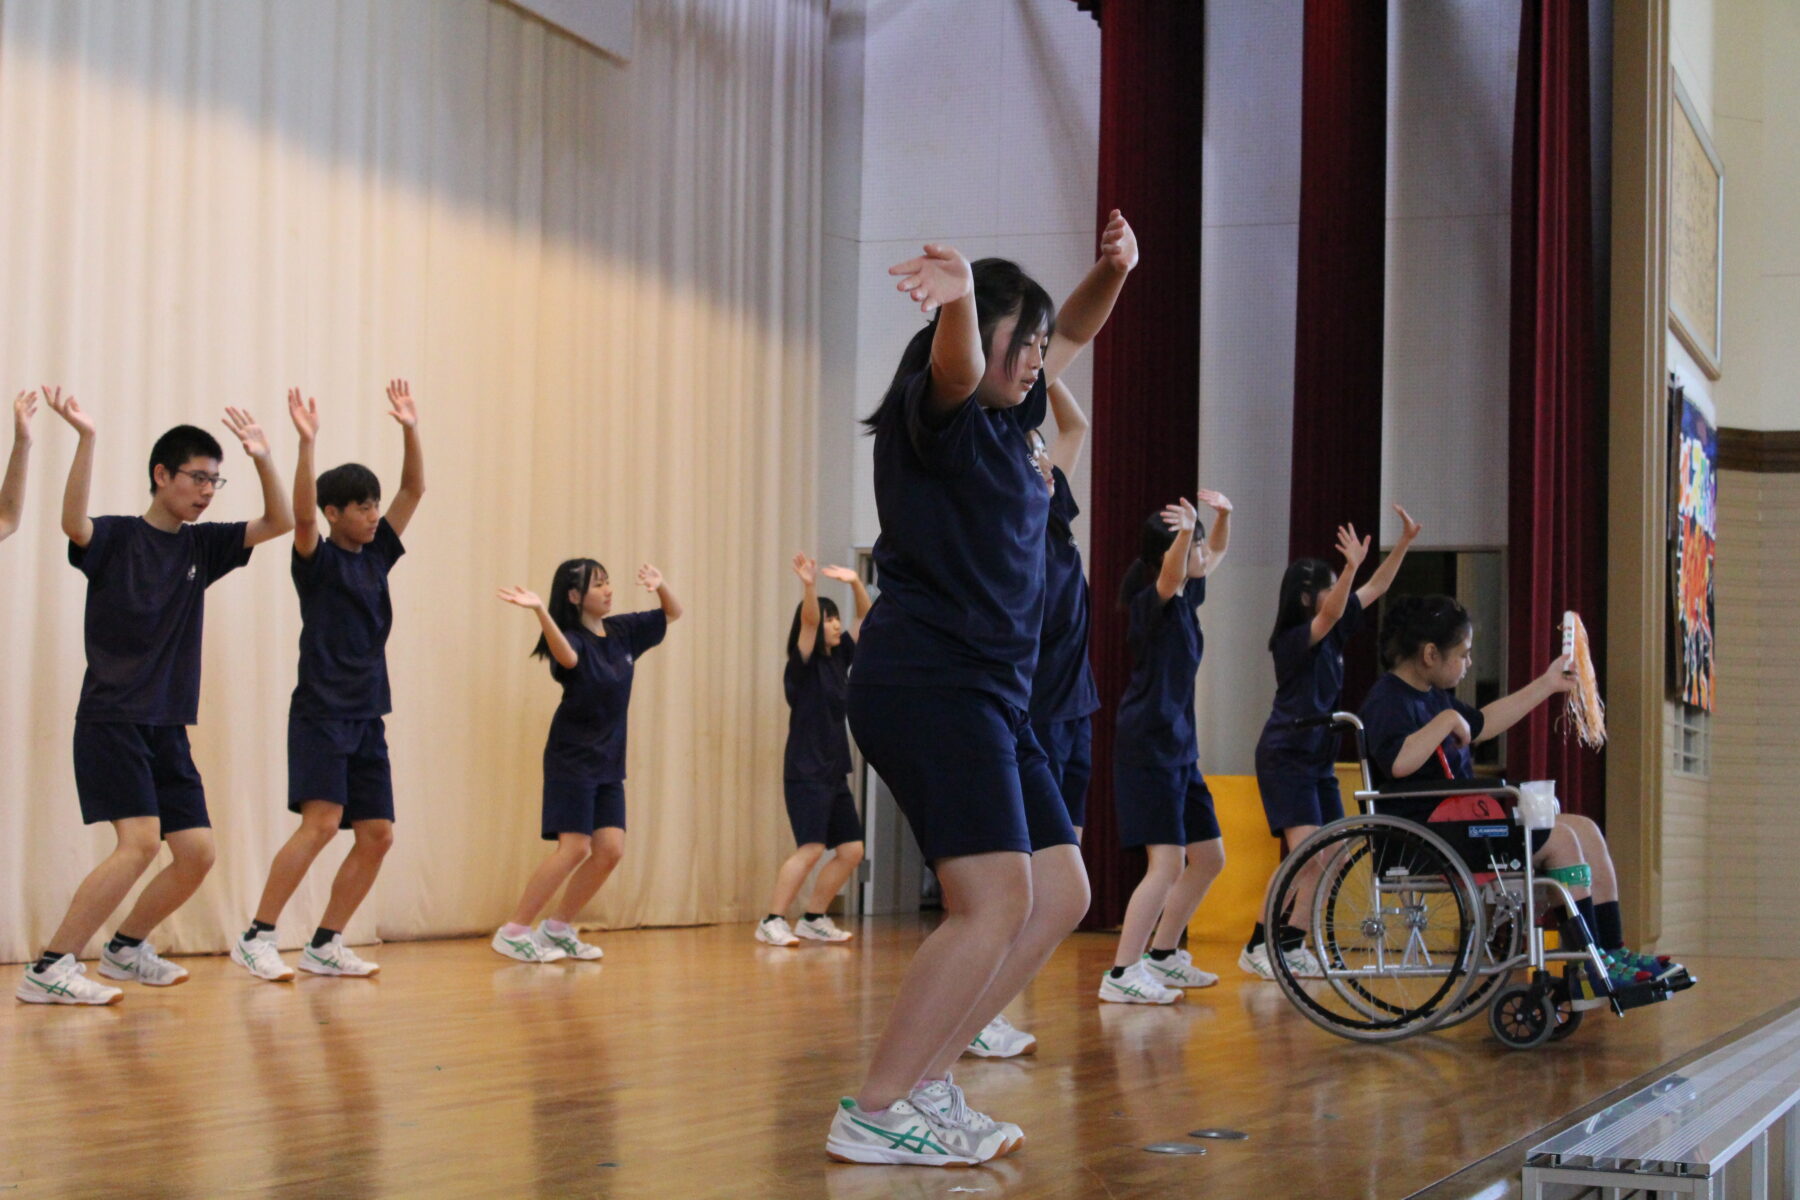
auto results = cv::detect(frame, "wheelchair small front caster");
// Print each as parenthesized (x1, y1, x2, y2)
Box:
(1490, 984, 1557, 1049)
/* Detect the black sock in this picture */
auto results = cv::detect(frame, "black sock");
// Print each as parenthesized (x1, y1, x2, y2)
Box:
(1566, 897, 1597, 949)
(1245, 922, 1266, 951)
(244, 919, 276, 942)
(1148, 948, 1176, 961)
(1276, 924, 1307, 952)
(311, 927, 338, 949)
(1109, 966, 1127, 979)
(1594, 901, 1625, 951)
(33, 952, 63, 974)
(106, 932, 143, 953)
(763, 914, 782, 924)
(803, 912, 824, 923)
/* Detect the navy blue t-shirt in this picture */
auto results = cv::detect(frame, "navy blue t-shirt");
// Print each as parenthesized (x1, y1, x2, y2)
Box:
(1030, 466, 1100, 724)
(784, 634, 854, 781)
(1114, 576, 1207, 767)
(1359, 672, 1487, 788)
(542, 609, 668, 783)
(290, 519, 406, 719)
(1255, 593, 1364, 773)
(852, 370, 1050, 711)
(70, 516, 253, 725)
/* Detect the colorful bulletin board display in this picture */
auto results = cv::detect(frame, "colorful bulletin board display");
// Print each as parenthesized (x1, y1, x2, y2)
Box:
(1670, 384, 1717, 711)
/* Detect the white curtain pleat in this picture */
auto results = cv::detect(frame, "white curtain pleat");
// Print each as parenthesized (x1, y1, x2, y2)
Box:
(0, 0, 825, 961)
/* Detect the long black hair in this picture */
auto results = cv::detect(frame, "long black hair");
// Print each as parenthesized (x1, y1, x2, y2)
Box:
(862, 258, 1056, 432)
(786, 595, 842, 663)
(532, 557, 607, 661)
(1268, 558, 1336, 650)
(1379, 594, 1472, 669)
(1117, 509, 1203, 609)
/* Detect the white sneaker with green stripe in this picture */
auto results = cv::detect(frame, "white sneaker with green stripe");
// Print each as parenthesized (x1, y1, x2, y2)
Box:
(1097, 961, 1182, 1004)
(909, 1076, 1024, 1158)
(491, 927, 567, 963)
(965, 1012, 1036, 1058)
(299, 935, 379, 977)
(537, 921, 603, 961)
(98, 940, 189, 986)
(825, 1096, 1008, 1166)
(1142, 949, 1219, 989)
(15, 955, 122, 1006)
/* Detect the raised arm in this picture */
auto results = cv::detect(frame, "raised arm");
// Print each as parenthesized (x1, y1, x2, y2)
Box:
(1475, 656, 1574, 744)
(1042, 209, 1138, 387)
(45, 387, 95, 547)
(820, 563, 873, 634)
(639, 563, 682, 622)
(1355, 504, 1422, 609)
(383, 379, 425, 536)
(0, 391, 38, 542)
(1155, 498, 1197, 601)
(288, 389, 320, 559)
(497, 586, 578, 670)
(1193, 490, 1232, 577)
(1045, 378, 1090, 476)
(792, 553, 820, 662)
(1390, 709, 1473, 779)
(890, 244, 982, 416)
(223, 407, 295, 548)
(1309, 524, 1369, 645)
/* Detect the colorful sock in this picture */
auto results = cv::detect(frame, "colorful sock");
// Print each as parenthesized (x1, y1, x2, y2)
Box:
(1594, 901, 1625, 951)
(106, 932, 143, 953)
(1148, 948, 1176, 961)
(33, 952, 62, 974)
(311, 927, 338, 949)
(244, 919, 275, 942)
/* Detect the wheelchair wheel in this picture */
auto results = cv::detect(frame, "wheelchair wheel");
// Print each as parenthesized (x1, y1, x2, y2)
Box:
(1489, 984, 1556, 1049)
(1437, 882, 1523, 1029)
(1265, 814, 1483, 1043)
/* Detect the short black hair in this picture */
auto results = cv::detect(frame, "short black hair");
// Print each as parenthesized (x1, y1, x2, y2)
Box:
(1379, 594, 1473, 668)
(317, 463, 382, 512)
(148, 425, 224, 495)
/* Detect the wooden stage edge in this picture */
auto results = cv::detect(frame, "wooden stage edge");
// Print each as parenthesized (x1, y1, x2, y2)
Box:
(3, 917, 1792, 1200)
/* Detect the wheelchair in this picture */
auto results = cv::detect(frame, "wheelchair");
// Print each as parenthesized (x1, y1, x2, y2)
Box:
(1261, 714, 1695, 1049)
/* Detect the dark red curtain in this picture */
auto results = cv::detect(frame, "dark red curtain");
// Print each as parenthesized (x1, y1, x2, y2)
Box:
(1289, 0, 1387, 709)
(1506, 0, 1606, 820)
(1080, 0, 1205, 929)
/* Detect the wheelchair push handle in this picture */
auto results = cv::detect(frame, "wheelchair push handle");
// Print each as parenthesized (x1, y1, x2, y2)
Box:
(1286, 712, 1371, 793)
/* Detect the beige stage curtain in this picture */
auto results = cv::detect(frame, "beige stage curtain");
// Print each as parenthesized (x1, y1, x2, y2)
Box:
(0, 0, 823, 961)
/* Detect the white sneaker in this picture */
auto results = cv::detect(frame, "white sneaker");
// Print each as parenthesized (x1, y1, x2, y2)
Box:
(16, 956, 123, 1006)
(98, 940, 189, 987)
(910, 1076, 1023, 1158)
(537, 922, 603, 961)
(796, 915, 853, 943)
(965, 1013, 1037, 1058)
(491, 927, 566, 963)
(1238, 943, 1277, 979)
(755, 916, 800, 947)
(231, 932, 295, 982)
(1097, 961, 1182, 1005)
(1141, 949, 1219, 988)
(299, 935, 380, 977)
(1287, 944, 1325, 978)
(825, 1096, 1007, 1166)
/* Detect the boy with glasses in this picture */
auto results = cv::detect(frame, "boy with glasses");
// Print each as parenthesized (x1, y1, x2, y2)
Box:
(233, 381, 424, 982)
(17, 391, 293, 1005)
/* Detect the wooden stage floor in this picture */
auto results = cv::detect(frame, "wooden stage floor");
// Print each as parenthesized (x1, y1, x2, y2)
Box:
(4, 918, 1792, 1199)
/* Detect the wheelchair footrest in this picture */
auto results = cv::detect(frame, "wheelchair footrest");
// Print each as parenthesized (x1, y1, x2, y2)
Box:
(1611, 979, 1671, 1012)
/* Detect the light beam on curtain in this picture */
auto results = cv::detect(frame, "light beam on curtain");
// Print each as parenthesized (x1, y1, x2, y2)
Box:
(0, 0, 823, 961)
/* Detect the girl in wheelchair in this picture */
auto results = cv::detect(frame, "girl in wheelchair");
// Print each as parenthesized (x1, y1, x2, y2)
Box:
(1360, 595, 1686, 1005)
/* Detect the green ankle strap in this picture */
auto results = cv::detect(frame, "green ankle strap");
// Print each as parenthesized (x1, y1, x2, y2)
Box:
(1545, 864, 1591, 889)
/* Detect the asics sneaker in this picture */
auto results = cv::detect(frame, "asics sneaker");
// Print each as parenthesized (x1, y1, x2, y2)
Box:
(796, 915, 854, 943)
(538, 922, 604, 961)
(15, 956, 122, 1006)
(491, 926, 567, 963)
(98, 940, 189, 986)
(965, 1012, 1036, 1058)
(299, 935, 380, 977)
(1141, 949, 1219, 989)
(910, 1076, 1023, 1158)
(1097, 961, 1182, 1005)
(825, 1096, 1006, 1166)
(231, 931, 295, 982)
(755, 916, 800, 947)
